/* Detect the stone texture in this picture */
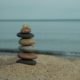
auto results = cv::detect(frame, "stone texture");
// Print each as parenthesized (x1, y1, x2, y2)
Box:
(19, 38, 35, 46)
(17, 24, 38, 61)
(21, 24, 31, 33)
(19, 46, 35, 52)
(18, 53, 37, 59)
(21, 27, 31, 33)
(17, 32, 34, 39)
(16, 59, 36, 65)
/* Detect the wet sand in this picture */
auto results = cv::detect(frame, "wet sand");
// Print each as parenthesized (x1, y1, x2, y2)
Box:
(0, 53, 80, 80)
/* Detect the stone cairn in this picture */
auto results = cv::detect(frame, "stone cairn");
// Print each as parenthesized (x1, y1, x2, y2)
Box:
(17, 24, 37, 65)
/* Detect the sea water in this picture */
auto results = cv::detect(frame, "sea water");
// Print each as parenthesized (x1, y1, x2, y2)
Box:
(0, 20, 80, 52)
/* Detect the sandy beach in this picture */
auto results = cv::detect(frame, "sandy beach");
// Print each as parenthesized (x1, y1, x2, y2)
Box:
(0, 53, 80, 80)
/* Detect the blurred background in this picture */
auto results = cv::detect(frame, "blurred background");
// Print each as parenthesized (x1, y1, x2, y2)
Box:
(0, 0, 80, 52)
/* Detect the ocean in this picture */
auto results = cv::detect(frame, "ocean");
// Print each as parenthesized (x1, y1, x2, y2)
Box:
(0, 20, 80, 53)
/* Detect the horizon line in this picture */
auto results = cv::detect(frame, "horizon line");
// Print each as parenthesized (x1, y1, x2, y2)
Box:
(0, 19, 80, 21)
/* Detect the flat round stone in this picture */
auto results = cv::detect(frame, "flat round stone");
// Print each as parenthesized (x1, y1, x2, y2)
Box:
(17, 32, 34, 39)
(18, 53, 37, 59)
(19, 46, 36, 52)
(16, 59, 37, 65)
(19, 38, 35, 46)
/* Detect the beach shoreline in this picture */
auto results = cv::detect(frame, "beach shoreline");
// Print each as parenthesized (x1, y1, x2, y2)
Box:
(0, 52, 80, 80)
(0, 48, 80, 57)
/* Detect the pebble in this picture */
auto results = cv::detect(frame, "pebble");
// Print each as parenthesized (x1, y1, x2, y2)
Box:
(19, 46, 35, 52)
(16, 59, 36, 65)
(19, 38, 35, 46)
(18, 52, 37, 59)
(17, 32, 34, 39)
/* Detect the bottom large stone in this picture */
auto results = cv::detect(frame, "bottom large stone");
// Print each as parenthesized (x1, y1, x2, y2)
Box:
(16, 59, 36, 65)
(18, 53, 37, 60)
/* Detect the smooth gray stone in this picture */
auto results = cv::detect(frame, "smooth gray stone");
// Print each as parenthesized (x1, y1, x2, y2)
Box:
(17, 32, 34, 39)
(19, 46, 36, 52)
(16, 59, 36, 65)
(18, 52, 37, 59)
(19, 38, 35, 46)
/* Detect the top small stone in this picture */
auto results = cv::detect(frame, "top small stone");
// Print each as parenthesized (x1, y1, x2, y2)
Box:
(21, 24, 31, 33)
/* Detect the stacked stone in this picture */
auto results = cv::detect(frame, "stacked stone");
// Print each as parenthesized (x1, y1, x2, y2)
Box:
(17, 24, 37, 61)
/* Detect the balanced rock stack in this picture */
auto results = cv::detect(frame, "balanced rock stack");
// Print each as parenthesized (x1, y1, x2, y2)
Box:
(17, 24, 37, 64)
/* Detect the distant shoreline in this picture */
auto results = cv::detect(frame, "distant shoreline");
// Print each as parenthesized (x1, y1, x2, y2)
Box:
(0, 19, 80, 22)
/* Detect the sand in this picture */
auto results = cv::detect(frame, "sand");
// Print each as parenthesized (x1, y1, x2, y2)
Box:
(0, 53, 80, 80)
